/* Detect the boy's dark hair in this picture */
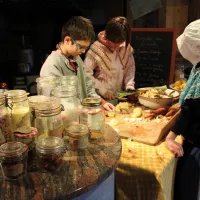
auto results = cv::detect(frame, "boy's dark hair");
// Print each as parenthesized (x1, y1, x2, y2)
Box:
(105, 16, 131, 47)
(61, 16, 95, 42)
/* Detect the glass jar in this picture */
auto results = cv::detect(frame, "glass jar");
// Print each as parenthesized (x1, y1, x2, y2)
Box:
(80, 97, 105, 140)
(4, 90, 31, 132)
(67, 124, 89, 150)
(60, 75, 79, 97)
(51, 85, 80, 128)
(0, 141, 28, 180)
(36, 136, 65, 172)
(36, 76, 59, 97)
(174, 65, 185, 82)
(14, 127, 38, 168)
(34, 97, 65, 140)
(28, 95, 51, 127)
(0, 94, 12, 143)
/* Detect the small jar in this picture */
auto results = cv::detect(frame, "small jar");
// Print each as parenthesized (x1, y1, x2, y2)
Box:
(0, 94, 12, 142)
(51, 85, 80, 128)
(33, 97, 65, 140)
(14, 127, 38, 167)
(4, 90, 31, 132)
(0, 142, 28, 181)
(67, 124, 89, 150)
(80, 97, 105, 139)
(36, 136, 65, 172)
(28, 95, 51, 127)
(36, 76, 59, 97)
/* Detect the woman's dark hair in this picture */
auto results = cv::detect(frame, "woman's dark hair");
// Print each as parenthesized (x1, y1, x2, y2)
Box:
(61, 16, 95, 42)
(105, 16, 131, 47)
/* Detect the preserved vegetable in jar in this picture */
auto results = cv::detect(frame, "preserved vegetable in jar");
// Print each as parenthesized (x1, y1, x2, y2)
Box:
(36, 136, 65, 172)
(0, 141, 28, 180)
(0, 94, 12, 142)
(4, 90, 31, 133)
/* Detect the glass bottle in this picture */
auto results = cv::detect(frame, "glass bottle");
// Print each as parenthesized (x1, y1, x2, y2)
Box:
(0, 141, 28, 180)
(0, 94, 12, 143)
(34, 97, 65, 140)
(36, 76, 59, 97)
(51, 85, 80, 128)
(36, 136, 65, 172)
(174, 65, 185, 81)
(4, 90, 31, 132)
(80, 97, 105, 140)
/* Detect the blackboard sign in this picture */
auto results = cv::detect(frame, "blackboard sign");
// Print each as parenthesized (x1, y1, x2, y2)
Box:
(131, 28, 177, 88)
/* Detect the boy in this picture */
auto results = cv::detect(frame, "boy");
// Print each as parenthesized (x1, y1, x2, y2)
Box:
(40, 16, 114, 111)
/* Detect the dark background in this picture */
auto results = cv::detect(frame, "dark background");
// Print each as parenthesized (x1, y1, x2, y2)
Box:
(0, 0, 198, 92)
(0, 0, 126, 89)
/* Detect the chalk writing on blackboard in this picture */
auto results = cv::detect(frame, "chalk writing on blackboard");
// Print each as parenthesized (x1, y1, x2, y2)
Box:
(131, 29, 176, 88)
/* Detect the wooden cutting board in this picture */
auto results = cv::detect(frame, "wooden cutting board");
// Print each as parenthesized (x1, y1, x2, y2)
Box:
(106, 110, 180, 145)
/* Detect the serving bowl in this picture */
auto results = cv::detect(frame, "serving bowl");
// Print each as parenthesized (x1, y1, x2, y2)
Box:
(137, 88, 179, 109)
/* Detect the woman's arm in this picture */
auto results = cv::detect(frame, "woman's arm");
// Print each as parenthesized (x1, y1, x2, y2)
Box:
(123, 49, 135, 91)
(84, 55, 107, 96)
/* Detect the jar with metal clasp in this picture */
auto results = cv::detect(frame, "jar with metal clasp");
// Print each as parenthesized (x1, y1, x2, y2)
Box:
(36, 136, 65, 172)
(33, 97, 65, 140)
(51, 85, 80, 129)
(0, 141, 28, 181)
(36, 76, 59, 97)
(80, 97, 105, 140)
(28, 95, 51, 127)
(0, 94, 12, 143)
(4, 90, 31, 133)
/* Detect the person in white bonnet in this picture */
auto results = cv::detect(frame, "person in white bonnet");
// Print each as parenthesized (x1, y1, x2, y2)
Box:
(165, 19, 200, 200)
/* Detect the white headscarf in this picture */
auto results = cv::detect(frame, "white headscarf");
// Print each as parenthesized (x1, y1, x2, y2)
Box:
(177, 19, 200, 65)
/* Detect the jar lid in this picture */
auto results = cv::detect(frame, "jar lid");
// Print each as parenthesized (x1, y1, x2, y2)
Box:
(4, 90, 27, 98)
(28, 95, 51, 109)
(14, 127, 38, 139)
(51, 85, 77, 97)
(36, 76, 58, 84)
(34, 97, 61, 113)
(4, 90, 28, 103)
(68, 124, 89, 138)
(28, 95, 50, 103)
(36, 136, 65, 154)
(0, 142, 28, 159)
(82, 97, 102, 107)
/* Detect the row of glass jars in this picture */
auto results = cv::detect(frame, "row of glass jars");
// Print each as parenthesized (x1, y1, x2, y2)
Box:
(0, 89, 105, 143)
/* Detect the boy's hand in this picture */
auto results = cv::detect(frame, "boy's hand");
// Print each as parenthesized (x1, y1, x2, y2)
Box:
(103, 102, 115, 111)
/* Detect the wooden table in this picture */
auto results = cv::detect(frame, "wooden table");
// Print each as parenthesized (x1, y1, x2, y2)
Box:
(0, 124, 122, 200)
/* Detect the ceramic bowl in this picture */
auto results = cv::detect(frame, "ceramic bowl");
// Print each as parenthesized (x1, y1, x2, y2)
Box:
(137, 88, 179, 109)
